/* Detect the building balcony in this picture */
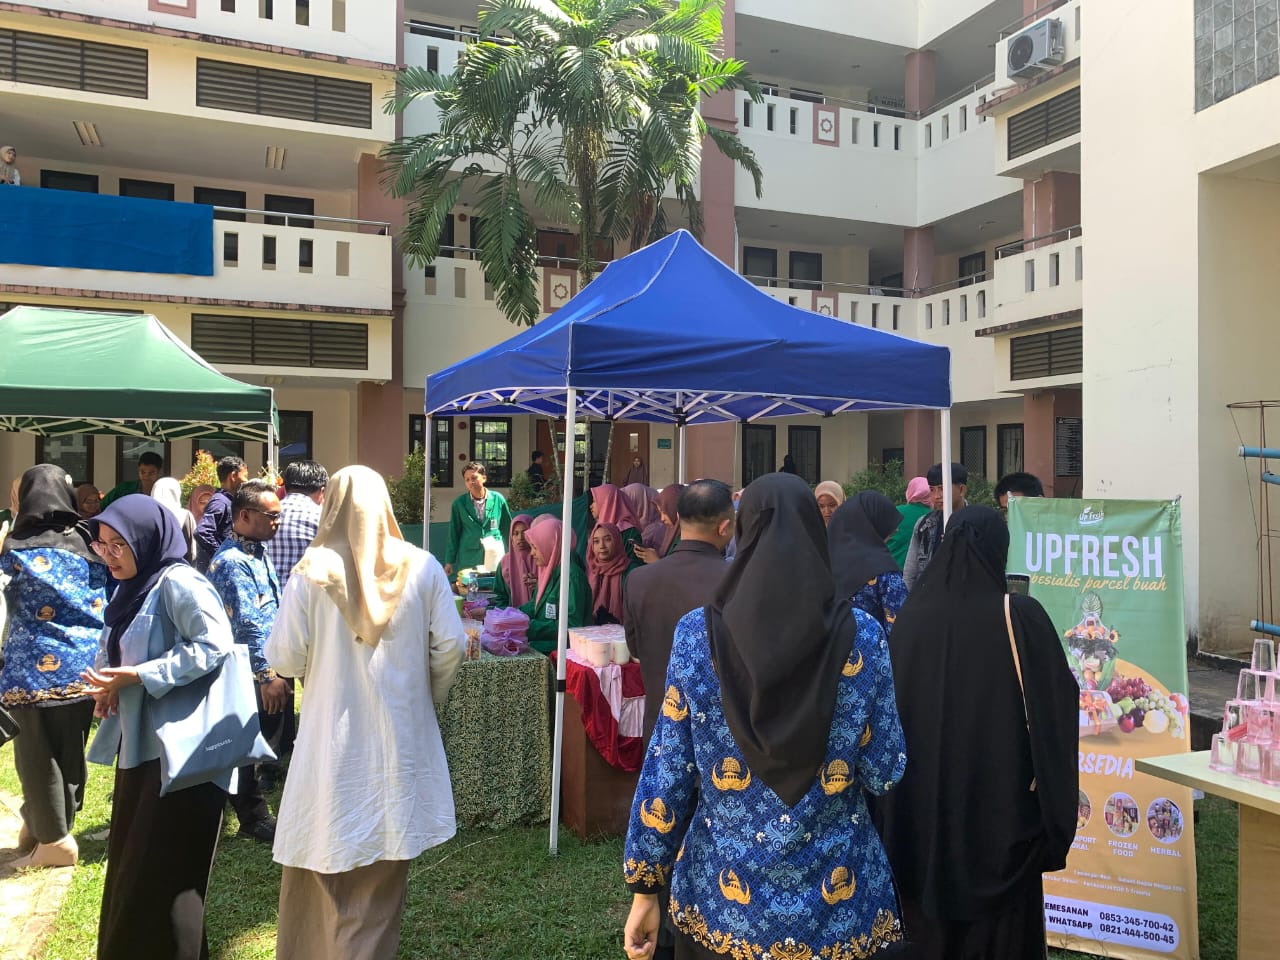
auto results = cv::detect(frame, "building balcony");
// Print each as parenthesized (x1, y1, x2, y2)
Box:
(735, 84, 1019, 225)
(0, 188, 392, 314)
(913, 277, 1001, 402)
(17, 0, 398, 66)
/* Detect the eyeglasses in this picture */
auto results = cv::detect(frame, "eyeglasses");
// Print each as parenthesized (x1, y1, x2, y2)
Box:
(90, 540, 126, 559)
(249, 509, 282, 521)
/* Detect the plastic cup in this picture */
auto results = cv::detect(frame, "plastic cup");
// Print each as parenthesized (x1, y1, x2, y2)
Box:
(1238, 669, 1266, 702)
(1262, 746, 1280, 786)
(1247, 704, 1276, 744)
(1254, 638, 1277, 673)
(1211, 733, 1238, 772)
(1236, 741, 1263, 779)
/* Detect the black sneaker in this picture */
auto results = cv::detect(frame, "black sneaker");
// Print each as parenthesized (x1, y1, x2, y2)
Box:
(237, 815, 277, 844)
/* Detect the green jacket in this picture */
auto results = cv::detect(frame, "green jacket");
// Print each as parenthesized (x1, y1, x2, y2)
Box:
(444, 490, 512, 571)
(101, 480, 141, 508)
(519, 557, 591, 654)
(887, 502, 930, 569)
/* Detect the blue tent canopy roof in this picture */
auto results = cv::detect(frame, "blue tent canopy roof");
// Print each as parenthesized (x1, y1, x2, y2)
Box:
(425, 230, 950, 423)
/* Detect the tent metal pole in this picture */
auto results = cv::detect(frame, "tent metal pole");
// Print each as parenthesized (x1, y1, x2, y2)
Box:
(549, 388, 577, 856)
(423, 415, 432, 552)
(940, 408, 954, 527)
(678, 423, 687, 483)
(266, 389, 277, 477)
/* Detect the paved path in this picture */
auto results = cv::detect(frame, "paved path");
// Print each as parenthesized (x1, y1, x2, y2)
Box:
(0, 791, 74, 960)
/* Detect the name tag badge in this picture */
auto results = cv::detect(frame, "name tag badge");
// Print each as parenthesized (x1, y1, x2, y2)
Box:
(546, 603, 558, 620)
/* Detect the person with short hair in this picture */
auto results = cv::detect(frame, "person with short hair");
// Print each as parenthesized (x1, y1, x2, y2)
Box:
(443, 461, 511, 579)
(100, 451, 165, 507)
(268, 467, 465, 960)
(526, 450, 546, 492)
(206, 478, 286, 843)
(193, 456, 248, 572)
(994, 471, 1044, 516)
(267, 460, 328, 592)
(903, 462, 967, 590)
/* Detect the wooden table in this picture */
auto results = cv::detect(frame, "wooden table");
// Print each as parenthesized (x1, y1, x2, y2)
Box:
(1137, 751, 1280, 960)
(436, 650, 553, 829)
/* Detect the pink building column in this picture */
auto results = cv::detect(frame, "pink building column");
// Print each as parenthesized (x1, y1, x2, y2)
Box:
(904, 50, 936, 115)
(684, 0, 738, 484)
(1023, 171, 1081, 247)
(1022, 388, 1082, 498)
(903, 226, 935, 294)
(356, 152, 408, 478)
(902, 410, 936, 480)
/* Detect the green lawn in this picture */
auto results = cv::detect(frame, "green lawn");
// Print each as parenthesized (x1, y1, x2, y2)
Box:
(1, 742, 1237, 959)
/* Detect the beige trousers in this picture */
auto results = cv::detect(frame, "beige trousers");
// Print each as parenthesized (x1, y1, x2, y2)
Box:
(276, 859, 412, 960)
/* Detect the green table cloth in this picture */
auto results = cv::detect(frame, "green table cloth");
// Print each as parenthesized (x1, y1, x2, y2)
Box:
(436, 649, 553, 828)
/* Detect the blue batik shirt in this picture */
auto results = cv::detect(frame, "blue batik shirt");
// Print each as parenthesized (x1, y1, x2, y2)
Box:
(850, 571, 909, 637)
(206, 532, 280, 676)
(624, 606, 907, 959)
(0, 546, 108, 707)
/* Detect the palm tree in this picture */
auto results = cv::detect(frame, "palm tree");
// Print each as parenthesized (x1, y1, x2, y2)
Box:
(384, 0, 763, 326)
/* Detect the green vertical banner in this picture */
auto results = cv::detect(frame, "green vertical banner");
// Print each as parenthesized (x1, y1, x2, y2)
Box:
(1007, 498, 1199, 960)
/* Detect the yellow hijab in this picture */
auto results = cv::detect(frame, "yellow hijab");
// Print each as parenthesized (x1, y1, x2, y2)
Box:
(292, 465, 415, 647)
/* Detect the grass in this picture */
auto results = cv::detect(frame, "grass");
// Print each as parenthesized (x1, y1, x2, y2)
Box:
(1, 740, 1238, 960)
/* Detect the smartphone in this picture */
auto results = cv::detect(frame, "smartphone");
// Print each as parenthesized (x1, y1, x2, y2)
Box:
(1006, 573, 1031, 596)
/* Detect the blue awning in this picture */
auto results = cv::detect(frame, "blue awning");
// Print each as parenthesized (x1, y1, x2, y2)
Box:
(425, 230, 950, 423)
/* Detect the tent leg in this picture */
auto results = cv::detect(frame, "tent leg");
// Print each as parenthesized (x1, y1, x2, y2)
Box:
(678, 422, 687, 484)
(549, 388, 577, 856)
(266, 392, 277, 478)
(940, 408, 953, 527)
(424, 415, 432, 552)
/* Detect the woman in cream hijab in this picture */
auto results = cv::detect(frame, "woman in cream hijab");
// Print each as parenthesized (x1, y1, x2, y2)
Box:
(266, 466, 465, 960)
(150, 477, 197, 561)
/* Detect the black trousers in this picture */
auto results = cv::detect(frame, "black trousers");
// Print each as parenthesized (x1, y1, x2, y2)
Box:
(98, 759, 225, 960)
(10, 699, 95, 843)
(226, 679, 295, 822)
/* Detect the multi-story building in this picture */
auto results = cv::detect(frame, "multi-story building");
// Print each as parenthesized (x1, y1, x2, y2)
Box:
(3, 0, 1273, 654)
(0, 0, 401, 486)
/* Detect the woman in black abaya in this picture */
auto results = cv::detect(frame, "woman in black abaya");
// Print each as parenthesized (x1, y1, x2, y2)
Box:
(877, 506, 1078, 960)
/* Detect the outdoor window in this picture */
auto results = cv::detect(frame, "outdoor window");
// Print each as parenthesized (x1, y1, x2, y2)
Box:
(277, 409, 313, 468)
(470, 417, 512, 486)
(37, 435, 94, 485)
(40, 170, 98, 193)
(425, 417, 454, 487)
(958, 251, 986, 286)
(788, 426, 821, 486)
(960, 425, 987, 480)
(997, 423, 1025, 478)
(199, 439, 246, 466)
(119, 178, 174, 201)
(116, 438, 171, 484)
(741, 424, 776, 486)
(788, 251, 822, 291)
(742, 246, 778, 287)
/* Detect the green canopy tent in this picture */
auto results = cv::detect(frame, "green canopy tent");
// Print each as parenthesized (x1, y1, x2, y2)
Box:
(0, 306, 278, 455)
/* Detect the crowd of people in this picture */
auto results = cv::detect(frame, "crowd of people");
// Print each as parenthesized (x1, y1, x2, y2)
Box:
(0, 444, 1077, 960)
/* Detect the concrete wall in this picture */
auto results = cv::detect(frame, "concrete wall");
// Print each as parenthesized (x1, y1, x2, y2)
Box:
(23, 0, 399, 63)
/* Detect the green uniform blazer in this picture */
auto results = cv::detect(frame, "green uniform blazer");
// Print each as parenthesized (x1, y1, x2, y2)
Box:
(519, 556, 591, 654)
(444, 490, 512, 571)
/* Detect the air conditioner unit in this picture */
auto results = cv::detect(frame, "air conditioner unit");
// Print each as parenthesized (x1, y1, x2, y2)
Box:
(1007, 19, 1066, 79)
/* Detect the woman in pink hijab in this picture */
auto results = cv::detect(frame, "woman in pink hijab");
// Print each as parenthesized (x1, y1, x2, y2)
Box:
(586, 522, 637, 625)
(622, 484, 659, 533)
(493, 514, 537, 608)
(590, 483, 641, 556)
(633, 483, 684, 564)
(519, 517, 591, 655)
(887, 476, 933, 569)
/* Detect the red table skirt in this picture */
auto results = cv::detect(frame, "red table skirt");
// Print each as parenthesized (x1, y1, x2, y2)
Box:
(553, 652, 646, 772)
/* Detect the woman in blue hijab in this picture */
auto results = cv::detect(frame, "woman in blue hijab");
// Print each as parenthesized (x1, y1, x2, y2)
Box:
(81, 494, 237, 960)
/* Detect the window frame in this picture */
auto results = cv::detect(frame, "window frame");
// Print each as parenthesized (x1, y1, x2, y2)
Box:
(36, 434, 95, 485)
(787, 425, 821, 486)
(742, 246, 778, 287)
(40, 170, 99, 193)
(996, 423, 1025, 480)
(119, 178, 175, 201)
(959, 425, 987, 481)
(469, 417, 512, 487)
(741, 423, 777, 487)
(788, 250, 823, 291)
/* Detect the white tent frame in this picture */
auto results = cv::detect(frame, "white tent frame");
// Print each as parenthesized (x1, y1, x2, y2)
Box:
(424, 401, 953, 855)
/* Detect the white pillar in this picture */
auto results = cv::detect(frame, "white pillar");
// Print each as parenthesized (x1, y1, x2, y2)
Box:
(423, 415, 432, 551)
(548, 388, 577, 855)
(940, 408, 954, 526)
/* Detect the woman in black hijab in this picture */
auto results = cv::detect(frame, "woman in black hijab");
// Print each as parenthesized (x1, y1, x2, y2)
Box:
(0, 464, 108, 868)
(829, 491, 909, 634)
(623, 473, 907, 960)
(877, 506, 1078, 959)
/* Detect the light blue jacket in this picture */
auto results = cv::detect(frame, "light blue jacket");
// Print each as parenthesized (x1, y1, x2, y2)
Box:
(87, 565, 236, 790)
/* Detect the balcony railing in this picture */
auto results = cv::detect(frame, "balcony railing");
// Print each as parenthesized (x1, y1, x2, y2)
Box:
(993, 229, 1083, 327)
(0, 190, 391, 312)
(995, 224, 1082, 258)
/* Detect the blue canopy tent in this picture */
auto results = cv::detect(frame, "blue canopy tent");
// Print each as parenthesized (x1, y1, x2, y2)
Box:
(424, 229, 953, 852)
